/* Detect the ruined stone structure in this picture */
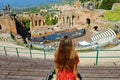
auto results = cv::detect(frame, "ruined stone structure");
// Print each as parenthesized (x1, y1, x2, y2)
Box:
(0, 15, 17, 35)
(23, 16, 44, 31)
(22, 14, 45, 38)
(0, 11, 46, 38)
(57, 1, 102, 30)
(0, 4, 18, 36)
(0, 1, 105, 40)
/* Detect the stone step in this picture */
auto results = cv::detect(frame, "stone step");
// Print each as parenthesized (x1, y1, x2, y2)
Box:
(0, 55, 120, 80)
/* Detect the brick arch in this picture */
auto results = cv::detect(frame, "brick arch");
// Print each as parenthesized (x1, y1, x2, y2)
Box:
(0, 24, 1, 29)
(86, 18, 91, 25)
(72, 15, 75, 26)
(66, 16, 69, 23)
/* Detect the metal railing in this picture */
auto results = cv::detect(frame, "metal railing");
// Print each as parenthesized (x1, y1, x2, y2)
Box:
(0, 46, 120, 66)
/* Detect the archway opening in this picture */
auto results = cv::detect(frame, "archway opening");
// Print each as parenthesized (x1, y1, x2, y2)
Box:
(0, 24, 2, 29)
(86, 18, 91, 26)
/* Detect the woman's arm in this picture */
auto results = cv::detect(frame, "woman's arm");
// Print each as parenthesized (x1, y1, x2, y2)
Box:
(73, 52, 80, 80)
(55, 67, 58, 77)
(54, 52, 58, 79)
(73, 64, 80, 80)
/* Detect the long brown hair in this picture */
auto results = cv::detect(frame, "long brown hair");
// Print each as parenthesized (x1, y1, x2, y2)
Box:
(55, 36, 76, 70)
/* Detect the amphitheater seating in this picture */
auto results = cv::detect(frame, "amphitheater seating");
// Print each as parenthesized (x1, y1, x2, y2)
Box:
(0, 55, 54, 80)
(91, 28, 117, 47)
(0, 33, 11, 42)
(0, 55, 120, 80)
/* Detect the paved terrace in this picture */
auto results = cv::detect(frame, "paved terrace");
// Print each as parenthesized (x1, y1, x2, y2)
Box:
(0, 55, 120, 80)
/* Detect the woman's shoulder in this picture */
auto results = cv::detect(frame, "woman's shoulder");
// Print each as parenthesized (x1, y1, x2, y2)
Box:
(70, 50, 78, 58)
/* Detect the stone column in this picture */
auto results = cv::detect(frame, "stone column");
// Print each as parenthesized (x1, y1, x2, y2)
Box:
(41, 20, 44, 26)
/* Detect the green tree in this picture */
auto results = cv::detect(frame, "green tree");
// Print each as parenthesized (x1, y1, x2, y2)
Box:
(45, 17, 58, 26)
(45, 13, 58, 26)
(52, 17, 58, 25)
(99, 0, 120, 10)
(24, 20, 30, 29)
(79, 0, 85, 3)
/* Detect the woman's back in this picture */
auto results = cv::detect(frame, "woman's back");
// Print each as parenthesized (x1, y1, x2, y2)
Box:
(54, 36, 80, 80)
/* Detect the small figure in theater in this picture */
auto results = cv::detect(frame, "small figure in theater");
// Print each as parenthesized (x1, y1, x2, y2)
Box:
(54, 35, 81, 80)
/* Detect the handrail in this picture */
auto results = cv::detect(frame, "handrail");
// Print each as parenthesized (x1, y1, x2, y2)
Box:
(0, 46, 120, 66)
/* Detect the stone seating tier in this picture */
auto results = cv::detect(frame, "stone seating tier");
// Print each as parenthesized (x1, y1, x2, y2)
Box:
(0, 55, 120, 80)
(91, 28, 116, 47)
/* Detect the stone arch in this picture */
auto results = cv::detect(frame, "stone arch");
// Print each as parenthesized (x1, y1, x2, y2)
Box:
(35, 20, 37, 26)
(86, 18, 91, 26)
(67, 16, 69, 23)
(72, 15, 75, 26)
(0, 24, 1, 29)
(39, 20, 41, 26)
(94, 26, 98, 31)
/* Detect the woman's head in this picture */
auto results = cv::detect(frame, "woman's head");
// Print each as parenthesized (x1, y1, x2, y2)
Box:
(55, 35, 75, 69)
(58, 35, 73, 53)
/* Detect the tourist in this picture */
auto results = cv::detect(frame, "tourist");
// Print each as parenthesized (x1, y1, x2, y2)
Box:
(54, 36, 81, 80)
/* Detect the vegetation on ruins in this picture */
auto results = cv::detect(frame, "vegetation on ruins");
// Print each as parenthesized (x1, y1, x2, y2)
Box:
(78, 0, 120, 10)
(45, 15, 58, 26)
(23, 20, 30, 29)
(114, 5, 120, 11)
(1, 0, 120, 50)
(103, 11, 120, 22)
(44, 12, 58, 26)
(13, 0, 120, 26)
(98, 0, 120, 10)
(13, 0, 120, 14)
(103, 5, 120, 22)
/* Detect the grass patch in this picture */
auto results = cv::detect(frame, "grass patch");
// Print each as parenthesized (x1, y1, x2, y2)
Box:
(103, 11, 120, 22)
(103, 4, 120, 22)
(77, 48, 95, 53)
(113, 5, 120, 11)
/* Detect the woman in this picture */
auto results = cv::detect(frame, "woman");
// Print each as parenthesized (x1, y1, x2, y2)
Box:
(54, 36, 80, 80)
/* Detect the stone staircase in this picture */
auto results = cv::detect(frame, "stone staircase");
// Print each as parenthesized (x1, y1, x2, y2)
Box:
(78, 66, 120, 80)
(0, 55, 120, 80)
(0, 33, 11, 42)
(0, 55, 54, 80)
